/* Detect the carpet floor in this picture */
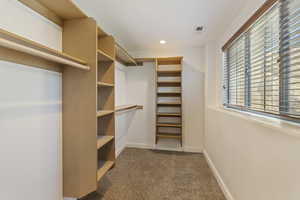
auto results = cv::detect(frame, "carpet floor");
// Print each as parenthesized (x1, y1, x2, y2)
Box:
(85, 148, 226, 200)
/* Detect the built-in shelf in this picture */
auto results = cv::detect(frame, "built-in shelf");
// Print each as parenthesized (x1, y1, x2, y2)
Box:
(115, 43, 137, 66)
(157, 81, 181, 87)
(97, 82, 114, 87)
(157, 133, 182, 139)
(157, 69, 182, 76)
(157, 113, 181, 117)
(157, 102, 182, 107)
(157, 92, 181, 97)
(97, 136, 114, 149)
(98, 49, 114, 62)
(0, 28, 90, 71)
(115, 104, 143, 112)
(157, 123, 182, 128)
(97, 110, 114, 117)
(97, 160, 114, 181)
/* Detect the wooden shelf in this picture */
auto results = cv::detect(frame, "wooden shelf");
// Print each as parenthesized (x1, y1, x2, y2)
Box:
(157, 69, 182, 76)
(157, 102, 181, 107)
(97, 82, 114, 87)
(157, 133, 182, 139)
(157, 57, 183, 65)
(0, 28, 90, 71)
(98, 49, 114, 62)
(157, 92, 181, 97)
(97, 160, 114, 181)
(18, 0, 88, 26)
(157, 81, 181, 87)
(97, 136, 114, 149)
(157, 113, 181, 117)
(115, 105, 143, 112)
(157, 123, 182, 128)
(97, 110, 114, 117)
(115, 43, 137, 66)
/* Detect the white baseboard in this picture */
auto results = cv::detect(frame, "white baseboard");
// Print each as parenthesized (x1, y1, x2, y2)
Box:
(126, 142, 154, 149)
(203, 150, 234, 200)
(64, 198, 77, 200)
(116, 143, 127, 157)
(126, 143, 202, 153)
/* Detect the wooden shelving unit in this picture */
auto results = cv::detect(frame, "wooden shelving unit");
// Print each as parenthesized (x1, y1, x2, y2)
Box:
(96, 31, 116, 185)
(14, 0, 117, 199)
(155, 57, 183, 146)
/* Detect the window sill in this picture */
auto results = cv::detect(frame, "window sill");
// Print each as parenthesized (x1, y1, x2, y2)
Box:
(207, 105, 300, 139)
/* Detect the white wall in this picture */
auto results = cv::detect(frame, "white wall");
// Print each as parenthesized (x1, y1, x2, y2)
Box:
(0, 1, 62, 200)
(115, 62, 131, 156)
(127, 48, 205, 152)
(204, 0, 300, 200)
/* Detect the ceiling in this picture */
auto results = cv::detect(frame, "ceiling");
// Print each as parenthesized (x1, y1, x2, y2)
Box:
(73, 0, 245, 51)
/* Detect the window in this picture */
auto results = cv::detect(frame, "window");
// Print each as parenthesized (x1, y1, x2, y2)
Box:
(223, 0, 300, 122)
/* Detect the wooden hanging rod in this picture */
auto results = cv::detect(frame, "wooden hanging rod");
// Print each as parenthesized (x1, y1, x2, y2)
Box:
(0, 38, 90, 70)
(115, 105, 143, 112)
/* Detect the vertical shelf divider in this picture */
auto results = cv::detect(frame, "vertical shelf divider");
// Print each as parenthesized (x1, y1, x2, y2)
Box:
(62, 18, 98, 198)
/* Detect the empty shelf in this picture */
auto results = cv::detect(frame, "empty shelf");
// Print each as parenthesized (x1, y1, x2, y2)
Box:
(157, 81, 181, 87)
(0, 28, 90, 70)
(157, 123, 182, 128)
(97, 82, 114, 87)
(157, 92, 181, 97)
(97, 136, 114, 149)
(157, 70, 181, 76)
(157, 113, 181, 117)
(97, 110, 114, 117)
(157, 133, 182, 139)
(157, 102, 181, 107)
(115, 105, 143, 112)
(98, 49, 114, 62)
(97, 160, 114, 181)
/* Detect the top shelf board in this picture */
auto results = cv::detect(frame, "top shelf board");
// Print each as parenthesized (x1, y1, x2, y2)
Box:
(157, 57, 183, 65)
(18, 0, 87, 26)
(115, 43, 138, 66)
(0, 28, 90, 71)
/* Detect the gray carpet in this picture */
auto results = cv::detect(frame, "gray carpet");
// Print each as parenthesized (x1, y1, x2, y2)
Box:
(86, 148, 225, 200)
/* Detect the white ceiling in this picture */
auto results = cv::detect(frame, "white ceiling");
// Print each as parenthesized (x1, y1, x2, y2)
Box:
(73, 0, 245, 51)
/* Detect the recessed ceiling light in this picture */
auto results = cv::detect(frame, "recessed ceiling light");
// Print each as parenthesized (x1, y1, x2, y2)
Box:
(160, 40, 166, 44)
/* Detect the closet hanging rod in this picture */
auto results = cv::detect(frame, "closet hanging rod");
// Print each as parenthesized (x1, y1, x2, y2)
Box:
(115, 105, 143, 112)
(0, 38, 90, 71)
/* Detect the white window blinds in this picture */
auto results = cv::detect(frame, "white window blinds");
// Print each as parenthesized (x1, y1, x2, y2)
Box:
(227, 35, 246, 107)
(224, 0, 300, 122)
(280, 0, 300, 117)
